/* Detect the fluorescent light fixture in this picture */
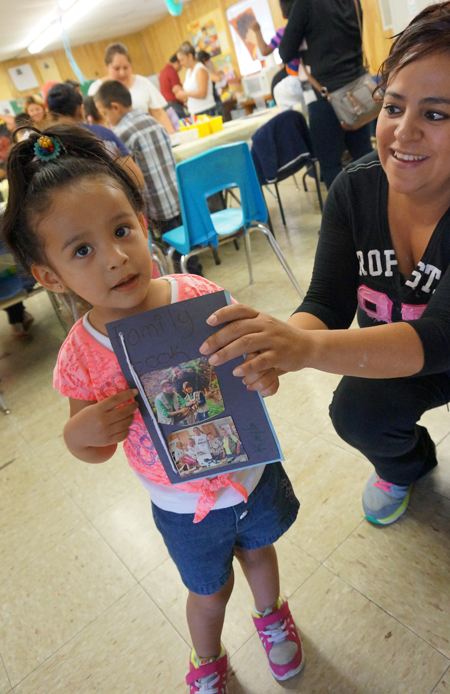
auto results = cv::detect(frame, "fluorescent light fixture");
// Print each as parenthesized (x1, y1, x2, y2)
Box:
(28, 0, 102, 54)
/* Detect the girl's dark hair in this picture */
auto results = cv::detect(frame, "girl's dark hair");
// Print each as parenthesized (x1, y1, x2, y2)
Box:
(197, 50, 211, 64)
(47, 83, 83, 118)
(379, 1, 450, 91)
(2, 122, 144, 273)
(83, 95, 102, 123)
(104, 42, 131, 66)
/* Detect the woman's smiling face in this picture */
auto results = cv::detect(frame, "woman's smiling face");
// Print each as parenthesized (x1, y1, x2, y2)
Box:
(377, 51, 450, 201)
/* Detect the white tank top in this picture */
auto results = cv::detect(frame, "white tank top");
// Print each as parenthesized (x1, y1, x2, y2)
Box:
(183, 62, 216, 115)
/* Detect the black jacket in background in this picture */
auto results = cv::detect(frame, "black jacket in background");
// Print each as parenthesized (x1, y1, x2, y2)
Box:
(279, 0, 365, 92)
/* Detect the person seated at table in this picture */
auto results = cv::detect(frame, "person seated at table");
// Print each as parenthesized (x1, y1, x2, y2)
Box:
(207, 431, 226, 461)
(219, 426, 242, 457)
(23, 95, 47, 129)
(159, 54, 186, 120)
(197, 50, 226, 117)
(88, 42, 174, 134)
(186, 436, 201, 459)
(45, 82, 145, 191)
(83, 96, 107, 127)
(173, 42, 217, 118)
(95, 79, 182, 238)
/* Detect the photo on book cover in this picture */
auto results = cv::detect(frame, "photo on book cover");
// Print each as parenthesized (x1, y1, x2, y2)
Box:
(169, 416, 248, 478)
(140, 357, 225, 426)
(106, 290, 284, 484)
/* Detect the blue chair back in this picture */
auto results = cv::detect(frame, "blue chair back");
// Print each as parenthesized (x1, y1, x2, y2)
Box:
(174, 141, 268, 255)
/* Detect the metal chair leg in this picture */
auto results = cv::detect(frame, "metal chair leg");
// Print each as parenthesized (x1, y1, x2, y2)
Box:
(261, 187, 275, 236)
(250, 224, 304, 298)
(0, 382, 10, 414)
(274, 182, 286, 226)
(310, 159, 324, 212)
(164, 246, 177, 274)
(211, 246, 221, 265)
(302, 170, 308, 192)
(151, 242, 169, 275)
(244, 233, 254, 285)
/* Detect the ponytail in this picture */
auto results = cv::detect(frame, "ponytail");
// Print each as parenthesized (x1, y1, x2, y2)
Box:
(2, 122, 144, 273)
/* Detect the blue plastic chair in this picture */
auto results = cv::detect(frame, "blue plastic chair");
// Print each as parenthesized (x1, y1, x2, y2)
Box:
(162, 141, 304, 298)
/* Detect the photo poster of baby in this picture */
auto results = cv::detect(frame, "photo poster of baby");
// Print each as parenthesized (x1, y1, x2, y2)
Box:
(226, 0, 277, 76)
(106, 290, 283, 484)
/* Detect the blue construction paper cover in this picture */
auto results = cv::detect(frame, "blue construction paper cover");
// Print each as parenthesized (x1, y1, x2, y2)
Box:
(106, 290, 283, 485)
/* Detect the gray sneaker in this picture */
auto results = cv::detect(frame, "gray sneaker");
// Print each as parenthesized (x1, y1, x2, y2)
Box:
(362, 472, 411, 525)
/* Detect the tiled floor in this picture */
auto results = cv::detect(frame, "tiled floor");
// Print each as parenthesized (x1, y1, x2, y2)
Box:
(1, 177, 450, 694)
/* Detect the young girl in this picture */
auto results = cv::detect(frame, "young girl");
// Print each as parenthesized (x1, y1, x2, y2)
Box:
(183, 380, 210, 423)
(3, 123, 302, 693)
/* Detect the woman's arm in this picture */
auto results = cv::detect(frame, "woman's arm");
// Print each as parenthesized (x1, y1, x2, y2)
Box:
(251, 20, 275, 56)
(199, 304, 424, 382)
(64, 390, 139, 463)
(279, 0, 308, 64)
(150, 107, 175, 134)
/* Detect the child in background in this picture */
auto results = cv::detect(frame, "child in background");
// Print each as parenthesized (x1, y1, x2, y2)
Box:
(94, 79, 181, 238)
(2, 123, 302, 693)
(183, 380, 210, 423)
(207, 431, 226, 461)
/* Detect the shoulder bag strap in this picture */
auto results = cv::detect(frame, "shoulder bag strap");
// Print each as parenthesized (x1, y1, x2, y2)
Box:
(352, 0, 370, 71)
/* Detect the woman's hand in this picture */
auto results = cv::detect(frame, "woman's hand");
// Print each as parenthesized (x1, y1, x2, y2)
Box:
(199, 304, 312, 394)
(64, 389, 139, 463)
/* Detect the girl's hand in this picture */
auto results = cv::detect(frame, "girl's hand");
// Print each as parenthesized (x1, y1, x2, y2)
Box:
(199, 304, 312, 386)
(64, 390, 139, 462)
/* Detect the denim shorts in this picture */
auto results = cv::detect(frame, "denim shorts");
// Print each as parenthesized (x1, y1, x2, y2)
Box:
(151, 462, 299, 595)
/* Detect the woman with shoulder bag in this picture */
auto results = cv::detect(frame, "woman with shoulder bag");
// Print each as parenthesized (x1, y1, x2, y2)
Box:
(279, 0, 374, 188)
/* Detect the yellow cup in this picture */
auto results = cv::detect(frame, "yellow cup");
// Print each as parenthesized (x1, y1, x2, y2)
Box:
(195, 121, 211, 138)
(209, 116, 223, 133)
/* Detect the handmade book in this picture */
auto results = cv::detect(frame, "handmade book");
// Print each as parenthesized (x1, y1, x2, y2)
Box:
(106, 290, 283, 484)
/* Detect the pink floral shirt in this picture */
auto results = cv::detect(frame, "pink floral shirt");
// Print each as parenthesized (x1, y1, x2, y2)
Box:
(54, 274, 247, 522)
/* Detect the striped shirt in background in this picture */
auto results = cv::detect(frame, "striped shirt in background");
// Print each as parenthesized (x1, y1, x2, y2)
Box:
(114, 108, 180, 222)
(270, 28, 300, 76)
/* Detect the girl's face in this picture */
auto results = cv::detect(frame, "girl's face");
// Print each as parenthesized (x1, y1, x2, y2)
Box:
(377, 51, 450, 201)
(107, 54, 133, 85)
(27, 104, 45, 123)
(32, 177, 157, 326)
(186, 386, 193, 394)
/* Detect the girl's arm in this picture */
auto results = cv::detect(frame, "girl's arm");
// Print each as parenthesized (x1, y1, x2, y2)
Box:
(250, 20, 274, 56)
(64, 389, 139, 464)
(175, 67, 209, 100)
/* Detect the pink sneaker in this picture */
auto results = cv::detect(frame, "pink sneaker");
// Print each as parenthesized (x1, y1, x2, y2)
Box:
(252, 599, 303, 681)
(186, 647, 228, 694)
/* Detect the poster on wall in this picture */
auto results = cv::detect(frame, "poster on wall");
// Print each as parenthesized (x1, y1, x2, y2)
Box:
(187, 10, 229, 57)
(226, 0, 277, 76)
(35, 56, 62, 84)
(8, 63, 39, 92)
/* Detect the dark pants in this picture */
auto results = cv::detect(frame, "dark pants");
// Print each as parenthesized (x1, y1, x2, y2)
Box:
(195, 106, 218, 117)
(165, 101, 186, 120)
(4, 302, 25, 324)
(308, 97, 373, 189)
(329, 374, 450, 486)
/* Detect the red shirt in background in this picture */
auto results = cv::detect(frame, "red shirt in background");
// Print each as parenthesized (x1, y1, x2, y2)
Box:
(159, 63, 183, 103)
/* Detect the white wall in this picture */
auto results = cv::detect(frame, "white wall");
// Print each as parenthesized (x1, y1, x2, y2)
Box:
(379, 0, 442, 34)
